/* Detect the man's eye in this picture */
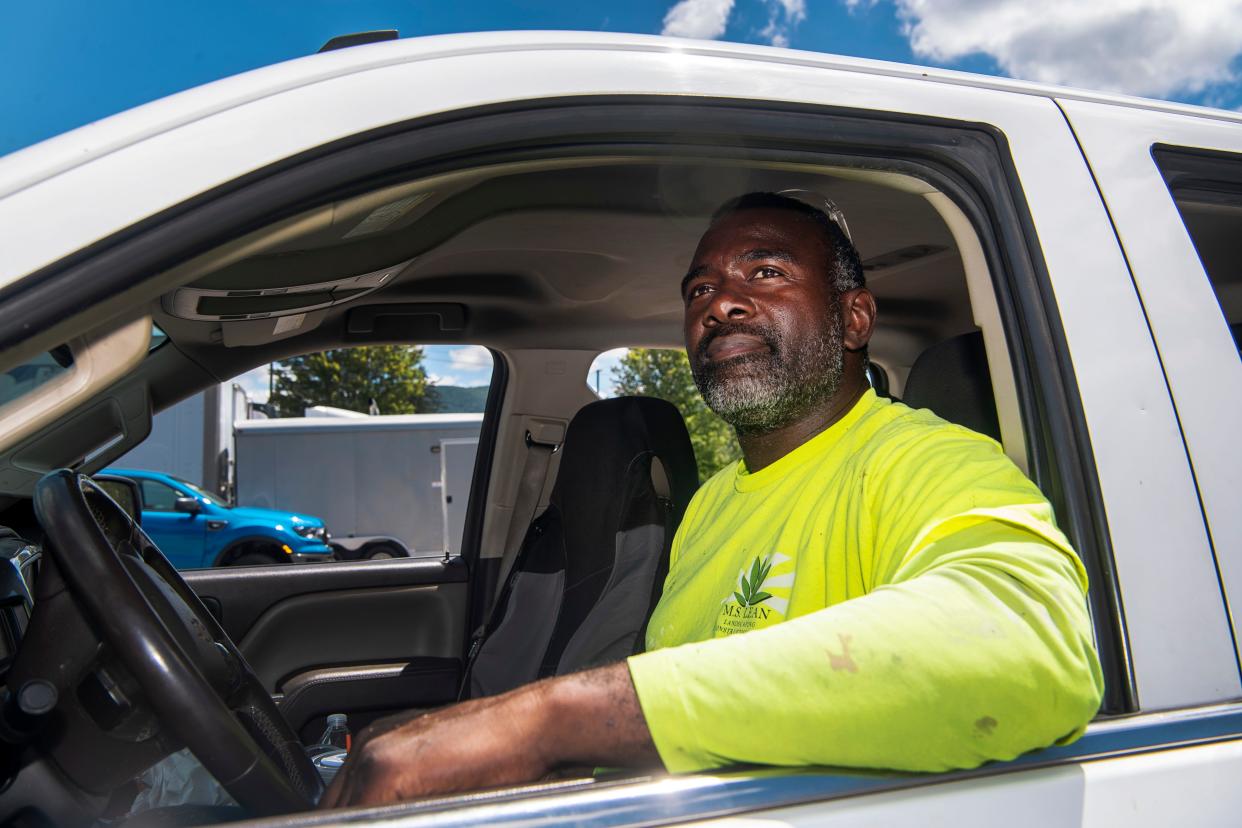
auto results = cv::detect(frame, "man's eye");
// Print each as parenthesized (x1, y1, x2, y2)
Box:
(687, 283, 712, 300)
(754, 266, 783, 279)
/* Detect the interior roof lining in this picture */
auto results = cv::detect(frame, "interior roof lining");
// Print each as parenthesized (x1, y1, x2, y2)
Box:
(160, 157, 942, 295)
(137, 154, 974, 413)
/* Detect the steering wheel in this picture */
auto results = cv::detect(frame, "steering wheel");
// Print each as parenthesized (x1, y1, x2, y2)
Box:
(33, 470, 323, 817)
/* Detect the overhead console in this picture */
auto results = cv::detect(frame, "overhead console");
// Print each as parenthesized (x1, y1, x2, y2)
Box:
(162, 258, 413, 322)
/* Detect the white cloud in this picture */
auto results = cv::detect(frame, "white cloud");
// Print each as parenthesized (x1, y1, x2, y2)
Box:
(761, 26, 789, 48)
(662, 0, 736, 39)
(428, 372, 460, 386)
(421, 345, 493, 387)
(587, 347, 631, 397)
(884, 0, 1242, 99)
(233, 365, 271, 404)
(760, 0, 808, 46)
(446, 345, 493, 373)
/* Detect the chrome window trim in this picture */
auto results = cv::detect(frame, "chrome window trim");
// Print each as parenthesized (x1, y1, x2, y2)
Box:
(263, 702, 1242, 827)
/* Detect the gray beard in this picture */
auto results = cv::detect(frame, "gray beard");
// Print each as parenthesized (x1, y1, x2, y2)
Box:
(692, 312, 845, 436)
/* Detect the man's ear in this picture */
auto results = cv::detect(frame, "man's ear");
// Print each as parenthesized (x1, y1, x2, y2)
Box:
(841, 287, 877, 351)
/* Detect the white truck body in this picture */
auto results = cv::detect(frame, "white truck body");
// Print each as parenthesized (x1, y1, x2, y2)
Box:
(1, 29, 1241, 828)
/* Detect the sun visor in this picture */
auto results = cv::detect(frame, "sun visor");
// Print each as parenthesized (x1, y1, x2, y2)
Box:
(163, 258, 412, 322)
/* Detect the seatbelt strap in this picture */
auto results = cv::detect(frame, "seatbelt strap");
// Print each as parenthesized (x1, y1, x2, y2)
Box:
(462, 428, 559, 698)
(494, 430, 558, 596)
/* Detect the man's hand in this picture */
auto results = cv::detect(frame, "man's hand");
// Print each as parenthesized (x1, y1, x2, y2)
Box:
(318, 661, 661, 810)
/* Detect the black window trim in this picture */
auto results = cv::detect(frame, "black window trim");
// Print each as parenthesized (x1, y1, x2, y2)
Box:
(462, 347, 508, 643)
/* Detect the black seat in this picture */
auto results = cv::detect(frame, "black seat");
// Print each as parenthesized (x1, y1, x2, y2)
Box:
(903, 331, 1001, 442)
(464, 396, 698, 699)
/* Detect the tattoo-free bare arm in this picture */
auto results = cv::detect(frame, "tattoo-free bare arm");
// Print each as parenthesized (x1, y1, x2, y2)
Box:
(319, 661, 660, 809)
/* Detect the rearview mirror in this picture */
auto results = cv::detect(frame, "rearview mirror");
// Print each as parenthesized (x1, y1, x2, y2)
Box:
(174, 496, 202, 515)
(92, 474, 144, 526)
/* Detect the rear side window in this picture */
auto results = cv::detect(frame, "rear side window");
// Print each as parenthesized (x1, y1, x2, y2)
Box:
(594, 347, 739, 479)
(1153, 147, 1242, 361)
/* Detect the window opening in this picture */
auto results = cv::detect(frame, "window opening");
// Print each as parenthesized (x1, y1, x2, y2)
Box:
(110, 344, 495, 569)
(149, 324, 168, 352)
(590, 347, 739, 480)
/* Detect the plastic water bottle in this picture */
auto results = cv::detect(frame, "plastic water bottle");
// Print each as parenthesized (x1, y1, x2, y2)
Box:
(317, 713, 351, 751)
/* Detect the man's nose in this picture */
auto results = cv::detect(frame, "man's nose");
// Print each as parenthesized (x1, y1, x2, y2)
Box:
(704, 285, 754, 326)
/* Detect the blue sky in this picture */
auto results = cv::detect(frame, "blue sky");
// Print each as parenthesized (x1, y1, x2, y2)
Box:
(6, 0, 1240, 401)
(5, 0, 1240, 156)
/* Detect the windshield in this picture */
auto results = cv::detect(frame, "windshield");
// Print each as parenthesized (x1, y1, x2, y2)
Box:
(174, 476, 231, 508)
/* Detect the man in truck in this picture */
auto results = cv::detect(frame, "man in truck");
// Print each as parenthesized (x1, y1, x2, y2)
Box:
(321, 192, 1103, 808)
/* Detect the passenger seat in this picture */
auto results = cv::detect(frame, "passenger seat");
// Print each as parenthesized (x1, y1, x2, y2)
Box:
(902, 331, 1002, 442)
(463, 396, 698, 699)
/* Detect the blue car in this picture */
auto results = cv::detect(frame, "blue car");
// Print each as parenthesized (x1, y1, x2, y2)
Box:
(102, 468, 334, 569)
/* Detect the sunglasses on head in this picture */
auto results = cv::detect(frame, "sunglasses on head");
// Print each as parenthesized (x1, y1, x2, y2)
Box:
(776, 189, 853, 243)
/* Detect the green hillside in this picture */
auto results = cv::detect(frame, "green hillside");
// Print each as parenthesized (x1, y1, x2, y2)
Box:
(426, 385, 489, 413)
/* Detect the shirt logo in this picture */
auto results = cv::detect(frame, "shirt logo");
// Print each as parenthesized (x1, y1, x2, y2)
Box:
(716, 552, 794, 637)
(734, 553, 776, 607)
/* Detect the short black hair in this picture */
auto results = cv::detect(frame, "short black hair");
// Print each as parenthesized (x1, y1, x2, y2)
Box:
(711, 192, 865, 292)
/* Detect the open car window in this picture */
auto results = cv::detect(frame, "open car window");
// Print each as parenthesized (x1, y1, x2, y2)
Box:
(112, 344, 495, 569)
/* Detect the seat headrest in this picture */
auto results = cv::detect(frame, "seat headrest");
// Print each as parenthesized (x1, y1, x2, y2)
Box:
(552, 396, 697, 505)
(902, 331, 1001, 442)
(549, 396, 699, 550)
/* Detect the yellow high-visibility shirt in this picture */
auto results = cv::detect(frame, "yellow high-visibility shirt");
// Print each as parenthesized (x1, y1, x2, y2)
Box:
(627, 389, 1103, 773)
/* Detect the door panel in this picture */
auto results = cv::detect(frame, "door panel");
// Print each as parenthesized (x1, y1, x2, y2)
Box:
(184, 557, 468, 734)
(279, 659, 461, 743)
(139, 479, 207, 567)
(140, 510, 206, 567)
(1059, 98, 1242, 695)
(184, 556, 465, 639)
(235, 582, 465, 691)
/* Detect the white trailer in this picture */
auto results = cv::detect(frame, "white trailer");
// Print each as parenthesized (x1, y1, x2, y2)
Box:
(233, 413, 483, 558)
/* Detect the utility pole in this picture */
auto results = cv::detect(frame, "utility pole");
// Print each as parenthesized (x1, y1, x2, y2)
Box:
(594, 369, 602, 395)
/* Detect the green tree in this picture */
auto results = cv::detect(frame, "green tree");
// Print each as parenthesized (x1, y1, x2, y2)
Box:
(269, 346, 430, 417)
(612, 348, 739, 479)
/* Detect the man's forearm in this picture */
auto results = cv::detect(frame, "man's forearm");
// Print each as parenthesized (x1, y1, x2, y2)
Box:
(321, 661, 660, 809)
(628, 532, 1103, 773)
(539, 661, 662, 769)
